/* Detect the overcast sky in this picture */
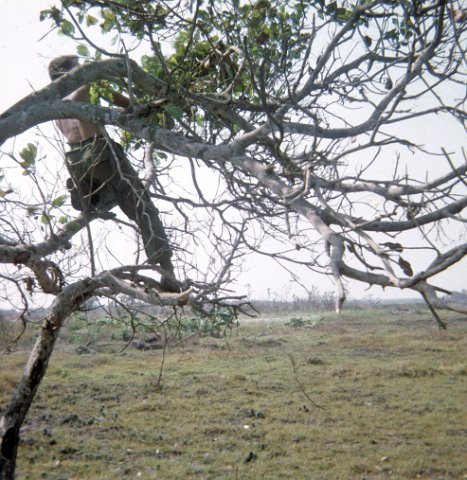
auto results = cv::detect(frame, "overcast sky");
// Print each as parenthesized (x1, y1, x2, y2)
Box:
(1, 1, 465, 302)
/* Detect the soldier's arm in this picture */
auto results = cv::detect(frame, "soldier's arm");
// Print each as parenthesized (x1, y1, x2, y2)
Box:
(109, 90, 131, 109)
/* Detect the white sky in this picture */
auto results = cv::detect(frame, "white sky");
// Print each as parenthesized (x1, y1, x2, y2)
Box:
(0, 0, 465, 303)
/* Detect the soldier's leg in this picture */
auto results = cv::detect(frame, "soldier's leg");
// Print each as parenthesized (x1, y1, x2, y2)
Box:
(65, 149, 101, 211)
(102, 141, 179, 291)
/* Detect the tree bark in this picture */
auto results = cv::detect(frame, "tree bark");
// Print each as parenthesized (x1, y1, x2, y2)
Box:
(0, 281, 91, 479)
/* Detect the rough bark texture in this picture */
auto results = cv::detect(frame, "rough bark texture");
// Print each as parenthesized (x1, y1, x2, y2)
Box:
(0, 279, 92, 479)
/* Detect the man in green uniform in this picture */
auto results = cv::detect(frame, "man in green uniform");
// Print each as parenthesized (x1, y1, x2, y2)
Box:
(49, 56, 179, 292)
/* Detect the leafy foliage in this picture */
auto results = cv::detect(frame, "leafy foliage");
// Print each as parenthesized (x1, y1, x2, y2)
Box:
(6, 0, 464, 313)
(187, 305, 239, 337)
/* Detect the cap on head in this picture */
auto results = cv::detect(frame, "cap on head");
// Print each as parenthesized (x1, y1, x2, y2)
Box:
(48, 55, 80, 80)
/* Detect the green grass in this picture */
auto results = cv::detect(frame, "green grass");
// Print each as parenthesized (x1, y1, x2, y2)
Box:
(1, 308, 466, 479)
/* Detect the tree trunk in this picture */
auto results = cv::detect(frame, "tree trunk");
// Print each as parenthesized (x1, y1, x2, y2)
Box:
(0, 282, 91, 479)
(0, 326, 59, 478)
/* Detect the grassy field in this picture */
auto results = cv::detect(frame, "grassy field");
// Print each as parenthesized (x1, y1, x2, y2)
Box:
(1, 307, 466, 479)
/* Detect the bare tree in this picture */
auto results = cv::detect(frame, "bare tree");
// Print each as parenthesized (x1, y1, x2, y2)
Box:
(1, 0, 466, 477)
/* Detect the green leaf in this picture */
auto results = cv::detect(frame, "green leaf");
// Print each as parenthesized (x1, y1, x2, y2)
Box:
(41, 214, 52, 225)
(52, 195, 67, 208)
(65, 221, 82, 232)
(0, 189, 13, 198)
(336, 8, 352, 22)
(163, 104, 184, 120)
(96, 211, 117, 220)
(58, 215, 69, 224)
(326, 2, 337, 14)
(384, 29, 399, 42)
(89, 84, 100, 104)
(60, 19, 75, 36)
(76, 44, 90, 57)
(40, 6, 61, 23)
(86, 14, 98, 26)
(155, 151, 168, 160)
(39, 9, 51, 22)
(100, 9, 116, 32)
(19, 143, 37, 168)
